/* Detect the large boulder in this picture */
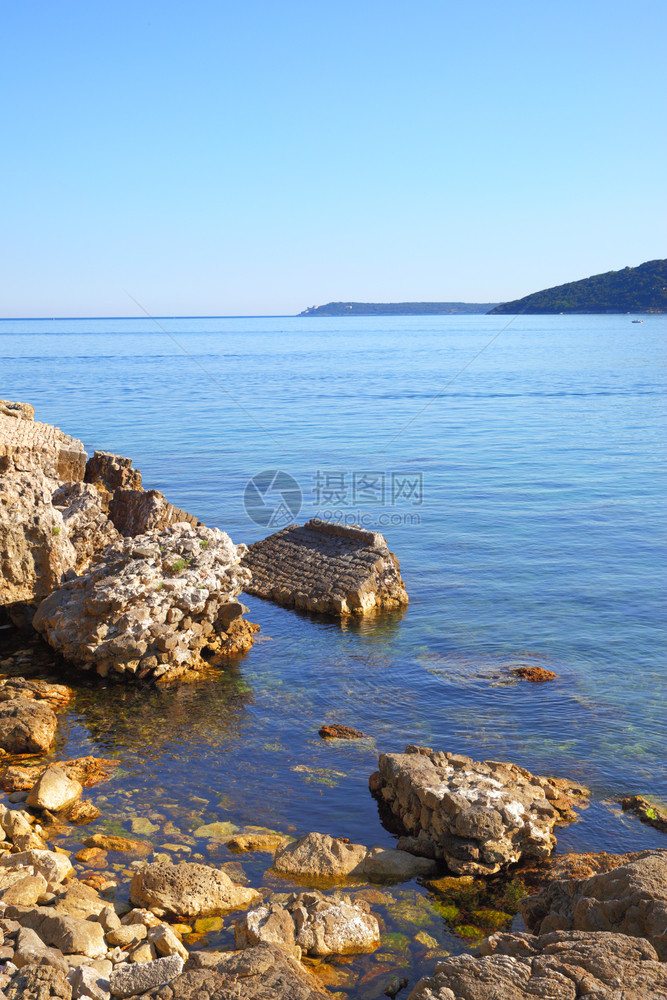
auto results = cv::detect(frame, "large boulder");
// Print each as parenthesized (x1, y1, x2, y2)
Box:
(370, 745, 588, 874)
(5, 904, 107, 956)
(33, 523, 253, 681)
(0, 696, 58, 753)
(520, 849, 667, 956)
(129, 861, 259, 918)
(242, 519, 408, 615)
(109, 488, 200, 537)
(237, 890, 380, 958)
(52, 481, 120, 570)
(407, 930, 667, 1000)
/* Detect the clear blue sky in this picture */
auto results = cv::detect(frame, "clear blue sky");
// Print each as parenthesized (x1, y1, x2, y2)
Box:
(1, 0, 665, 317)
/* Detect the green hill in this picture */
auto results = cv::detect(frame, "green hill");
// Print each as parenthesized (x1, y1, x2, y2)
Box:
(299, 301, 498, 316)
(489, 259, 667, 315)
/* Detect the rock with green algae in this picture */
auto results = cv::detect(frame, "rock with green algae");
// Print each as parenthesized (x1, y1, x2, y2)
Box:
(193, 820, 238, 839)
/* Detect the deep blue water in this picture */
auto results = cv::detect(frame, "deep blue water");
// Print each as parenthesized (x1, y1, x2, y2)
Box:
(1, 314, 665, 984)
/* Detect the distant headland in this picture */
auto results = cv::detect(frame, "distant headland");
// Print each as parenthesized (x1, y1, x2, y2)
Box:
(489, 259, 667, 314)
(300, 259, 666, 317)
(298, 301, 499, 316)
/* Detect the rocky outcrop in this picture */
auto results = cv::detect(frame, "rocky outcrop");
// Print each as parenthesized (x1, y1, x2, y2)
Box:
(0, 697, 58, 753)
(272, 831, 437, 883)
(0, 404, 86, 480)
(85, 450, 143, 493)
(109, 489, 200, 537)
(621, 794, 667, 832)
(520, 849, 667, 956)
(370, 745, 588, 875)
(33, 523, 253, 681)
(0, 470, 77, 604)
(236, 890, 380, 958)
(52, 481, 120, 570)
(242, 519, 408, 615)
(407, 929, 667, 1000)
(129, 861, 259, 918)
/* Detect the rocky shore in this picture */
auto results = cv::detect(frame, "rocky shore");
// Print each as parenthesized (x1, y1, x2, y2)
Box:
(1, 401, 665, 999)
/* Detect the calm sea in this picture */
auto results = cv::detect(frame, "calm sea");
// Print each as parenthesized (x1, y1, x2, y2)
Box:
(1, 314, 665, 986)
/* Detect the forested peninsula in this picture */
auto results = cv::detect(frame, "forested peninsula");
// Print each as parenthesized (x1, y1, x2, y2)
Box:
(489, 259, 666, 314)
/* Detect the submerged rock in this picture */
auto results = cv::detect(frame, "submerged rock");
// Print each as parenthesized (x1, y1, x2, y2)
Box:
(512, 665, 557, 682)
(520, 849, 667, 955)
(319, 723, 366, 739)
(370, 745, 588, 875)
(33, 523, 253, 682)
(242, 519, 408, 615)
(237, 890, 380, 958)
(621, 794, 667, 833)
(129, 861, 259, 918)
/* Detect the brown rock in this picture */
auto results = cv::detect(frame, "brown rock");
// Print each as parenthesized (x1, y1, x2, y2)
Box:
(0, 697, 58, 754)
(67, 800, 100, 824)
(513, 666, 557, 682)
(0, 677, 73, 711)
(319, 724, 366, 739)
(621, 794, 667, 833)
(5, 963, 73, 999)
(84, 834, 152, 855)
(26, 765, 83, 812)
(273, 832, 368, 881)
(85, 450, 142, 492)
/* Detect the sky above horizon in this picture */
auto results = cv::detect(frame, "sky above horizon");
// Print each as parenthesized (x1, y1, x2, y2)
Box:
(1, 1, 665, 318)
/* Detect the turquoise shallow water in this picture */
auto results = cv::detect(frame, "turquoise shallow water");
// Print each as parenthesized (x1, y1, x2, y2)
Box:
(1, 314, 666, 989)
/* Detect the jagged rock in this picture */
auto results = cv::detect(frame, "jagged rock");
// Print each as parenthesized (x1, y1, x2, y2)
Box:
(6, 963, 73, 999)
(109, 954, 183, 998)
(129, 861, 259, 918)
(621, 794, 667, 832)
(26, 766, 83, 812)
(242, 519, 408, 615)
(147, 925, 189, 961)
(33, 523, 253, 681)
(52, 482, 120, 571)
(0, 399, 35, 421)
(237, 890, 380, 958)
(165, 943, 332, 999)
(0, 873, 48, 906)
(0, 697, 58, 753)
(520, 849, 667, 955)
(1, 851, 74, 888)
(273, 832, 368, 880)
(370, 745, 588, 875)
(0, 405, 86, 480)
(0, 804, 47, 850)
(68, 964, 110, 1000)
(407, 930, 667, 1000)
(13, 926, 68, 972)
(5, 905, 107, 956)
(85, 451, 142, 493)
(319, 724, 365, 739)
(108, 490, 199, 538)
(0, 471, 77, 605)
(53, 882, 107, 919)
(0, 677, 73, 712)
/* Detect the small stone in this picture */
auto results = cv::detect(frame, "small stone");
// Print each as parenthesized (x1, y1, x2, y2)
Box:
(513, 666, 557, 682)
(26, 765, 83, 812)
(319, 724, 366, 739)
(147, 923, 188, 961)
(106, 924, 147, 948)
(129, 940, 157, 963)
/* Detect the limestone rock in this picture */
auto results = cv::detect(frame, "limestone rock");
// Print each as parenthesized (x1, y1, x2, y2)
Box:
(68, 963, 111, 1000)
(1, 851, 74, 888)
(0, 697, 58, 754)
(0, 470, 77, 605)
(0, 677, 73, 712)
(53, 882, 107, 919)
(0, 873, 48, 906)
(129, 861, 259, 918)
(0, 406, 86, 480)
(147, 924, 188, 961)
(273, 832, 368, 881)
(6, 964, 73, 999)
(5, 906, 107, 957)
(242, 519, 408, 615)
(370, 745, 588, 874)
(226, 832, 291, 854)
(13, 926, 68, 972)
(85, 451, 142, 494)
(108, 490, 199, 538)
(0, 399, 34, 421)
(237, 890, 380, 958)
(520, 849, 667, 954)
(0, 804, 47, 850)
(109, 954, 183, 998)
(33, 523, 253, 682)
(0, 756, 117, 794)
(26, 766, 83, 812)
(168, 943, 332, 999)
(407, 930, 667, 1000)
(52, 482, 120, 572)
